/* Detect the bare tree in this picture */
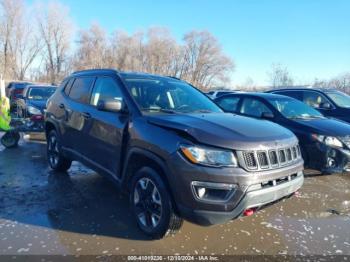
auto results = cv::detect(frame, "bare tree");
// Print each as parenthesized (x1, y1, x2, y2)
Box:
(181, 30, 234, 90)
(74, 23, 108, 70)
(109, 30, 146, 71)
(11, 7, 43, 80)
(314, 73, 350, 94)
(0, 0, 23, 79)
(268, 63, 294, 88)
(144, 27, 179, 75)
(36, 1, 73, 84)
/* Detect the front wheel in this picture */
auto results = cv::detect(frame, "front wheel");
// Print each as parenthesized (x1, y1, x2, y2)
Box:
(1, 131, 20, 148)
(130, 167, 183, 239)
(47, 129, 72, 172)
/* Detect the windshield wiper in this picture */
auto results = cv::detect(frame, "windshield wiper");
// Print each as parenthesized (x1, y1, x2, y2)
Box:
(142, 108, 177, 114)
(191, 109, 214, 113)
(288, 116, 324, 120)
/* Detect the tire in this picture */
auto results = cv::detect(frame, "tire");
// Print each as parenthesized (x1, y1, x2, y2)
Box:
(47, 129, 72, 172)
(1, 131, 20, 148)
(130, 167, 183, 239)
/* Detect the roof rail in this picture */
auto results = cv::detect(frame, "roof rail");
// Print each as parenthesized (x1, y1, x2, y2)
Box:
(167, 75, 182, 81)
(72, 68, 119, 75)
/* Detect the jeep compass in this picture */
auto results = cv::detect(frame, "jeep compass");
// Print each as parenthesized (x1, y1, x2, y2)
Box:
(45, 69, 304, 238)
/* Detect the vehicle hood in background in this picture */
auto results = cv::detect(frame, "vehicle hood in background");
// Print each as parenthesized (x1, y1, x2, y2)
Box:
(294, 118, 350, 137)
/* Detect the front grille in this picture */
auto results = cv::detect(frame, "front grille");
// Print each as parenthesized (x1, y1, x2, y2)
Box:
(240, 144, 301, 171)
(292, 147, 297, 159)
(243, 152, 257, 169)
(257, 151, 269, 168)
(279, 150, 286, 163)
(286, 148, 292, 161)
(269, 151, 278, 165)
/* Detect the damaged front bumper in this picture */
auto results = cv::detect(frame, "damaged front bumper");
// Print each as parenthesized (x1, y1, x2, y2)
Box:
(304, 143, 350, 174)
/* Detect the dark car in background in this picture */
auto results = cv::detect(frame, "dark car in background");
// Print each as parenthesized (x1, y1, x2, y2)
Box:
(268, 88, 350, 124)
(45, 69, 303, 238)
(215, 93, 350, 174)
(206, 89, 237, 99)
(16, 85, 56, 118)
(6, 81, 33, 110)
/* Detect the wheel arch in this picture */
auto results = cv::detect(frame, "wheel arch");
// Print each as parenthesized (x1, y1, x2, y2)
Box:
(122, 148, 179, 213)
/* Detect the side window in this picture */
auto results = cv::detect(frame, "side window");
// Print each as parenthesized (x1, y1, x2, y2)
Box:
(68, 77, 94, 104)
(240, 98, 272, 118)
(274, 91, 302, 100)
(90, 77, 123, 106)
(302, 91, 330, 108)
(216, 97, 240, 112)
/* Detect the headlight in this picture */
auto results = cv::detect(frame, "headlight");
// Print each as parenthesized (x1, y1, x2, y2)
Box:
(312, 134, 343, 148)
(180, 145, 238, 167)
(27, 106, 41, 115)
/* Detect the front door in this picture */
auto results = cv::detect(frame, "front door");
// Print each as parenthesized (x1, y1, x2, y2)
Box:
(84, 76, 129, 178)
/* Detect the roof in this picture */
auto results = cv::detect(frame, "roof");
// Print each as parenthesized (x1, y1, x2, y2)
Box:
(269, 87, 340, 93)
(217, 92, 292, 100)
(72, 68, 119, 76)
(71, 68, 180, 81)
(26, 84, 57, 88)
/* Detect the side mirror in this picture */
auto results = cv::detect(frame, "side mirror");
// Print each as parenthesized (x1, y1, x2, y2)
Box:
(261, 112, 274, 119)
(319, 102, 332, 110)
(97, 99, 124, 113)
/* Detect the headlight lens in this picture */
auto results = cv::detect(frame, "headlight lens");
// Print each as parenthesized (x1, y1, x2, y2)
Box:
(312, 134, 343, 148)
(180, 145, 238, 167)
(27, 106, 41, 115)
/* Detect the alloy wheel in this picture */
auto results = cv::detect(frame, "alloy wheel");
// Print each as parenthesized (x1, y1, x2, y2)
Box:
(133, 178, 162, 229)
(48, 135, 59, 167)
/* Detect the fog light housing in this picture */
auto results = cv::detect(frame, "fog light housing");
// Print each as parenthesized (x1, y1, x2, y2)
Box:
(327, 157, 336, 168)
(191, 181, 237, 202)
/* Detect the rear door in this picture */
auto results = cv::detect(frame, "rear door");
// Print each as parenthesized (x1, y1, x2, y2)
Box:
(63, 76, 95, 155)
(84, 76, 129, 178)
(215, 96, 241, 113)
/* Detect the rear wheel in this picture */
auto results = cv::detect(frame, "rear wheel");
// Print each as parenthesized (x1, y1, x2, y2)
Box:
(47, 129, 71, 172)
(130, 167, 183, 239)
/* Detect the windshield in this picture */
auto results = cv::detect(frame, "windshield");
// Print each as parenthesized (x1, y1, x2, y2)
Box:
(28, 87, 56, 100)
(326, 91, 350, 108)
(269, 97, 324, 119)
(122, 78, 222, 114)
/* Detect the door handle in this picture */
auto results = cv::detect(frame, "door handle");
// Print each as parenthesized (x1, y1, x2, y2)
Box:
(82, 112, 91, 119)
(59, 103, 65, 109)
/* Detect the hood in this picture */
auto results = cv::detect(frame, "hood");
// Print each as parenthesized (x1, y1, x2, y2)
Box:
(28, 100, 47, 110)
(147, 113, 297, 150)
(295, 118, 350, 137)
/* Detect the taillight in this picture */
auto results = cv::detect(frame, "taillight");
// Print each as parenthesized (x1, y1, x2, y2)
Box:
(14, 89, 23, 94)
(30, 115, 44, 121)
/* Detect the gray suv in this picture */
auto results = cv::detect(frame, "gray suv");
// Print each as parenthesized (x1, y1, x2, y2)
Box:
(45, 69, 304, 238)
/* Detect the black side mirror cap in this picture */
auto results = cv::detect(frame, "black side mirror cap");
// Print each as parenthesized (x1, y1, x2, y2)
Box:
(97, 99, 124, 113)
(319, 102, 332, 109)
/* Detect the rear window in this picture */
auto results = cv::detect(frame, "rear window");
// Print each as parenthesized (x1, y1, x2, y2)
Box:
(68, 77, 95, 104)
